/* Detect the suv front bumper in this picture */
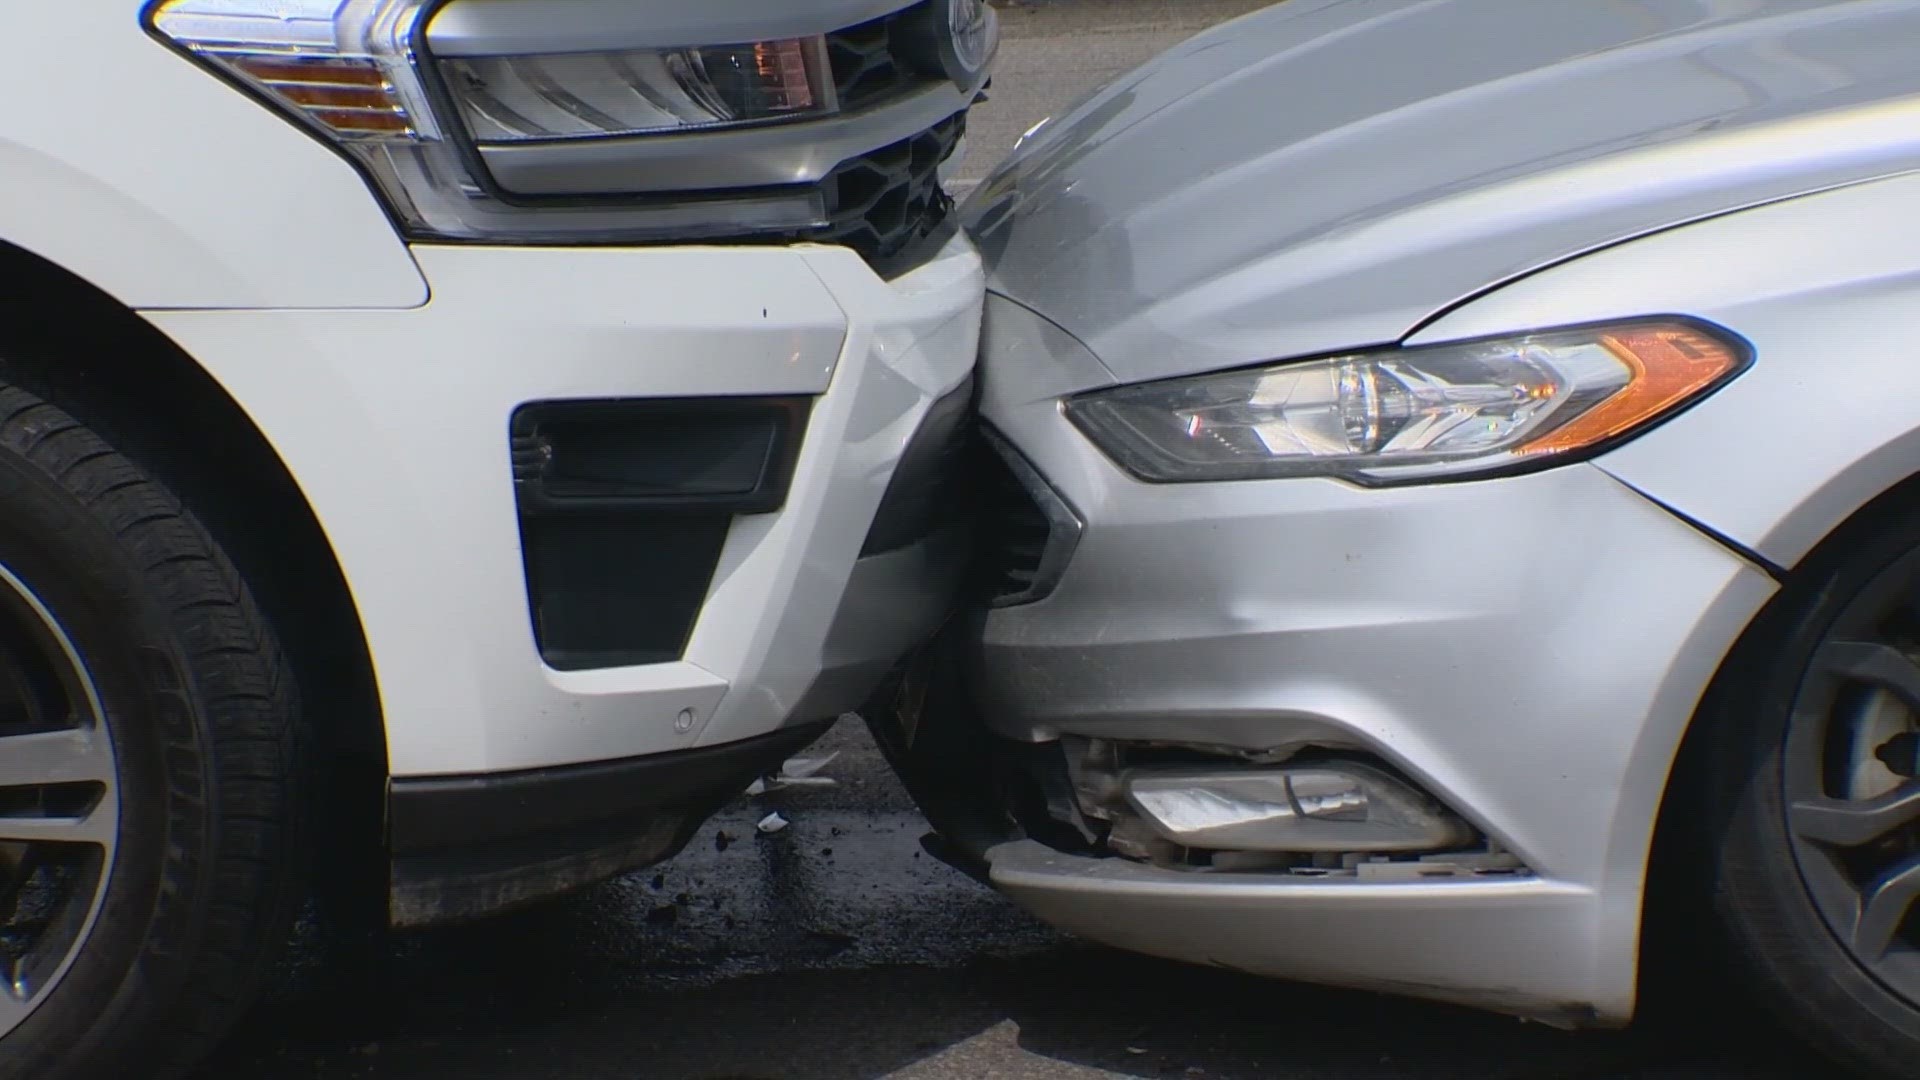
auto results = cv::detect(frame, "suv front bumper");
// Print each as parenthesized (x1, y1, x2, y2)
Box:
(142, 234, 982, 915)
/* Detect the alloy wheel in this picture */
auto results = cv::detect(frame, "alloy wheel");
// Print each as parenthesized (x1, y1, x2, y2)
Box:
(0, 563, 116, 1040)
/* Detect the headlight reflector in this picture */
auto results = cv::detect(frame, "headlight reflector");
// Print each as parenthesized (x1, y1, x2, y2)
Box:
(440, 39, 835, 143)
(1066, 320, 1748, 485)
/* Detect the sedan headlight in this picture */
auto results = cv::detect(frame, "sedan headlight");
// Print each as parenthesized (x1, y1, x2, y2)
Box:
(1066, 320, 1749, 485)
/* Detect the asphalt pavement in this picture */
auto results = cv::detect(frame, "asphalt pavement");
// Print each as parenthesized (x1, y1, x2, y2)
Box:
(198, 4, 1843, 1078)
(207, 723, 1821, 1079)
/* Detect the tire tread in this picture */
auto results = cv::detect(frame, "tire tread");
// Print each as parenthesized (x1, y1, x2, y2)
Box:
(0, 382, 305, 1080)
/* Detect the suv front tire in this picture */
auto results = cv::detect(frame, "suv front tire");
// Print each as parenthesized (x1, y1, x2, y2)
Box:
(0, 379, 304, 1080)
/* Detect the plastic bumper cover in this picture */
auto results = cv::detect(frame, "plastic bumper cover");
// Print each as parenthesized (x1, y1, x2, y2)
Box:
(140, 234, 983, 780)
(988, 840, 1600, 1025)
(388, 720, 831, 924)
(970, 394, 1780, 1023)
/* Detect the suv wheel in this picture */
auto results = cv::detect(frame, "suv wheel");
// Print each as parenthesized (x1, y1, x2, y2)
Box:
(0, 380, 303, 1080)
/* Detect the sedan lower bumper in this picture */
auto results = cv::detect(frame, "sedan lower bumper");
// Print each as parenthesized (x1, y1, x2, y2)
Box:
(987, 839, 1604, 1025)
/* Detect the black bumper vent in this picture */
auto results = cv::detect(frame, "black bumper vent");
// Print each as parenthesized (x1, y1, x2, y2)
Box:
(976, 429, 1082, 608)
(860, 375, 975, 557)
(510, 397, 811, 671)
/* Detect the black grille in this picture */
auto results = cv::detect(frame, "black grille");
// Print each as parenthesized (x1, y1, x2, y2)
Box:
(817, 112, 964, 265)
(826, 3, 940, 111)
(861, 375, 975, 557)
(977, 441, 1056, 605)
(818, 3, 962, 266)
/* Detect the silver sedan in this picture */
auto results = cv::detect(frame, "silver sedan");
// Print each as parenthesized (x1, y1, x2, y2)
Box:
(874, 1, 1920, 1076)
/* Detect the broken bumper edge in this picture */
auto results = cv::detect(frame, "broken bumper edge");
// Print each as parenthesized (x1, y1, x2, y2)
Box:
(387, 720, 832, 926)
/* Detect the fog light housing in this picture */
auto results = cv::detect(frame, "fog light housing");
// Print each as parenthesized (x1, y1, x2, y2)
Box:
(1123, 762, 1473, 853)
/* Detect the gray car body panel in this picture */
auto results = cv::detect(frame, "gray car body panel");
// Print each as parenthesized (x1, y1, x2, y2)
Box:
(1417, 167, 1920, 570)
(964, 0, 1920, 390)
(972, 368, 1777, 1024)
(957, 0, 1920, 1027)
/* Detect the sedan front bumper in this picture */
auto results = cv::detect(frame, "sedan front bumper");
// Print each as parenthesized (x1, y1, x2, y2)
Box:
(988, 840, 1598, 1023)
(972, 385, 1779, 1022)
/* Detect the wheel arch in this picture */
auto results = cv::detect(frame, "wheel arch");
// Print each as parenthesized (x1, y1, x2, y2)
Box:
(1389, 168, 1920, 1021)
(0, 238, 390, 907)
(1643, 467, 1920, 977)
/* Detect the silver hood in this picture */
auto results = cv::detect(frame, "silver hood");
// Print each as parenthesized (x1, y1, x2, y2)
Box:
(965, 0, 1920, 389)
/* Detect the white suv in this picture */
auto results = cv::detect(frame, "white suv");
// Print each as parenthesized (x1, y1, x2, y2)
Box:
(0, 2, 993, 1076)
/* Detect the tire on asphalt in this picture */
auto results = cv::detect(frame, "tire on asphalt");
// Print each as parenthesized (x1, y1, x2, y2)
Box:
(0, 380, 304, 1080)
(1694, 497, 1920, 1080)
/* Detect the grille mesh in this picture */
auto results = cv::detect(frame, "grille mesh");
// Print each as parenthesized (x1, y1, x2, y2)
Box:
(817, 113, 964, 265)
(825, 5, 932, 110)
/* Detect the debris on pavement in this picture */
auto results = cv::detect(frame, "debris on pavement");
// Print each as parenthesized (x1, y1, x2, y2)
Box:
(745, 751, 841, 796)
(781, 752, 839, 779)
(756, 812, 791, 835)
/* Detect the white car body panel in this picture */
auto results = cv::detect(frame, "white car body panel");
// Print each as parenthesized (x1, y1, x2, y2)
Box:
(146, 237, 981, 777)
(0, 6, 427, 309)
(0, 0, 994, 1062)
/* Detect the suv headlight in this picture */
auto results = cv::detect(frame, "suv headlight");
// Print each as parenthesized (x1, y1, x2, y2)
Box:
(437, 42, 835, 144)
(148, 0, 992, 245)
(1066, 320, 1750, 486)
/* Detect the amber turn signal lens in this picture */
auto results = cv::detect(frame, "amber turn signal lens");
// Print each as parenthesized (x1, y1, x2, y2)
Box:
(1520, 324, 1744, 455)
(223, 55, 417, 139)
